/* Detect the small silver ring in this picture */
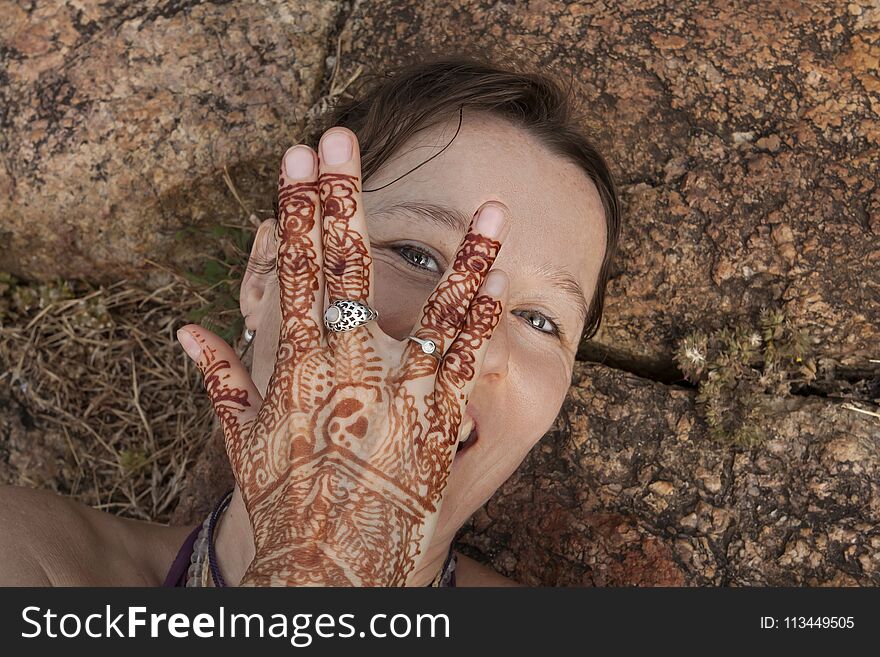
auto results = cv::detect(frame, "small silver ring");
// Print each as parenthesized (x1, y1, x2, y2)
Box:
(324, 299, 379, 332)
(407, 335, 442, 359)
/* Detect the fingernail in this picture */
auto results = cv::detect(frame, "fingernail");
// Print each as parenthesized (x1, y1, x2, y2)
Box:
(484, 270, 507, 296)
(284, 146, 315, 179)
(177, 328, 202, 362)
(320, 131, 352, 165)
(475, 204, 509, 240)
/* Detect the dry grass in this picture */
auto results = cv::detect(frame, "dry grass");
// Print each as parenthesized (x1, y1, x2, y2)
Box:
(0, 271, 233, 522)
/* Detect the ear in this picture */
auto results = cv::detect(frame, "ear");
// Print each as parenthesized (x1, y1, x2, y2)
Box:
(239, 219, 278, 330)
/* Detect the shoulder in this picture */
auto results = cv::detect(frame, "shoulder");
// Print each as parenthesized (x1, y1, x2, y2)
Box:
(453, 552, 523, 587)
(0, 485, 191, 586)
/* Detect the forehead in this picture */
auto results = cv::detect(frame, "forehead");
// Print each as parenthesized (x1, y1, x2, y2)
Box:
(363, 109, 607, 297)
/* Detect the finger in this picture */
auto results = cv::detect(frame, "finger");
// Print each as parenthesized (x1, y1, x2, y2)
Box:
(412, 269, 508, 508)
(398, 202, 511, 384)
(276, 144, 326, 353)
(436, 268, 508, 412)
(177, 324, 263, 475)
(317, 128, 375, 350)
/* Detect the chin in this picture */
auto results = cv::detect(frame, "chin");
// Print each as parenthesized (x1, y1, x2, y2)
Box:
(434, 439, 503, 541)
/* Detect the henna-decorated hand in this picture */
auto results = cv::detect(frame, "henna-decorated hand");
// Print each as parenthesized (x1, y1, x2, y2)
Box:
(177, 127, 510, 586)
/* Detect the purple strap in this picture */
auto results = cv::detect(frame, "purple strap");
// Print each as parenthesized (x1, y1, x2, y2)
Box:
(161, 524, 200, 587)
(208, 490, 234, 587)
(439, 546, 457, 587)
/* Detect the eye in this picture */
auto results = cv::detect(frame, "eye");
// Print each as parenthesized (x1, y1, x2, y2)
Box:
(514, 309, 564, 339)
(393, 243, 443, 274)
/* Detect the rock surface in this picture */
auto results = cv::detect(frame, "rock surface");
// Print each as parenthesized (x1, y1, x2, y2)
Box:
(1, 0, 340, 282)
(456, 361, 879, 586)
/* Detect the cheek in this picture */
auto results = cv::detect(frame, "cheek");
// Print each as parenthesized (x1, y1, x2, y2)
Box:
(372, 260, 436, 341)
(509, 340, 573, 430)
(501, 352, 570, 460)
(507, 365, 570, 456)
(470, 346, 572, 506)
(441, 345, 572, 527)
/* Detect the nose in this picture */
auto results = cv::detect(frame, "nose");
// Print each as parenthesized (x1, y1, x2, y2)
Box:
(475, 312, 510, 381)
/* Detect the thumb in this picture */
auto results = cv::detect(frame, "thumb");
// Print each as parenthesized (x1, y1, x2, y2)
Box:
(177, 323, 263, 463)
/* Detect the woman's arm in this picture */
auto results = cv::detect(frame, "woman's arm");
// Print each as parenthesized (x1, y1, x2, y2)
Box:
(0, 485, 70, 585)
(0, 484, 185, 586)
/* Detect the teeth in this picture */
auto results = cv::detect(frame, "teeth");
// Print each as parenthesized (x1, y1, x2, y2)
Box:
(458, 420, 475, 444)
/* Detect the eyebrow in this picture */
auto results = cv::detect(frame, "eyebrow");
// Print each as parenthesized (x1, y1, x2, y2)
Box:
(530, 262, 589, 327)
(373, 200, 590, 330)
(373, 200, 473, 235)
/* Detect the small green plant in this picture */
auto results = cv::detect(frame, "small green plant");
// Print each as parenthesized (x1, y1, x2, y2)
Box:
(674, 306, 817, 448)
(118, 448, 149, 474)
(0, 272, 77, 324)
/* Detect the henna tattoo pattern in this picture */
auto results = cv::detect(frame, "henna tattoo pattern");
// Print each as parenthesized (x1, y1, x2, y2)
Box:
(276, 177, 322, 352)
(196, 338, 255, 479)
(320, 173, 371, 304)
(195, 158, 504, 587)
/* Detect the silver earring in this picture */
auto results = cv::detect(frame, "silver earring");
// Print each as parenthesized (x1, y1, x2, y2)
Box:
(243, 327, 256, 344)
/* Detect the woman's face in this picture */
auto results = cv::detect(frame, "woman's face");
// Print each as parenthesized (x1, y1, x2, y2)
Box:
(243, 110, 606, 547)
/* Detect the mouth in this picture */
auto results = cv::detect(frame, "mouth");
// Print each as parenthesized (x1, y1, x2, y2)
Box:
(455, 416, 479, 455)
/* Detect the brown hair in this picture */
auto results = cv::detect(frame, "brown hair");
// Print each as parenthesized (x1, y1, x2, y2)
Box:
(280, 54, 621, 344)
